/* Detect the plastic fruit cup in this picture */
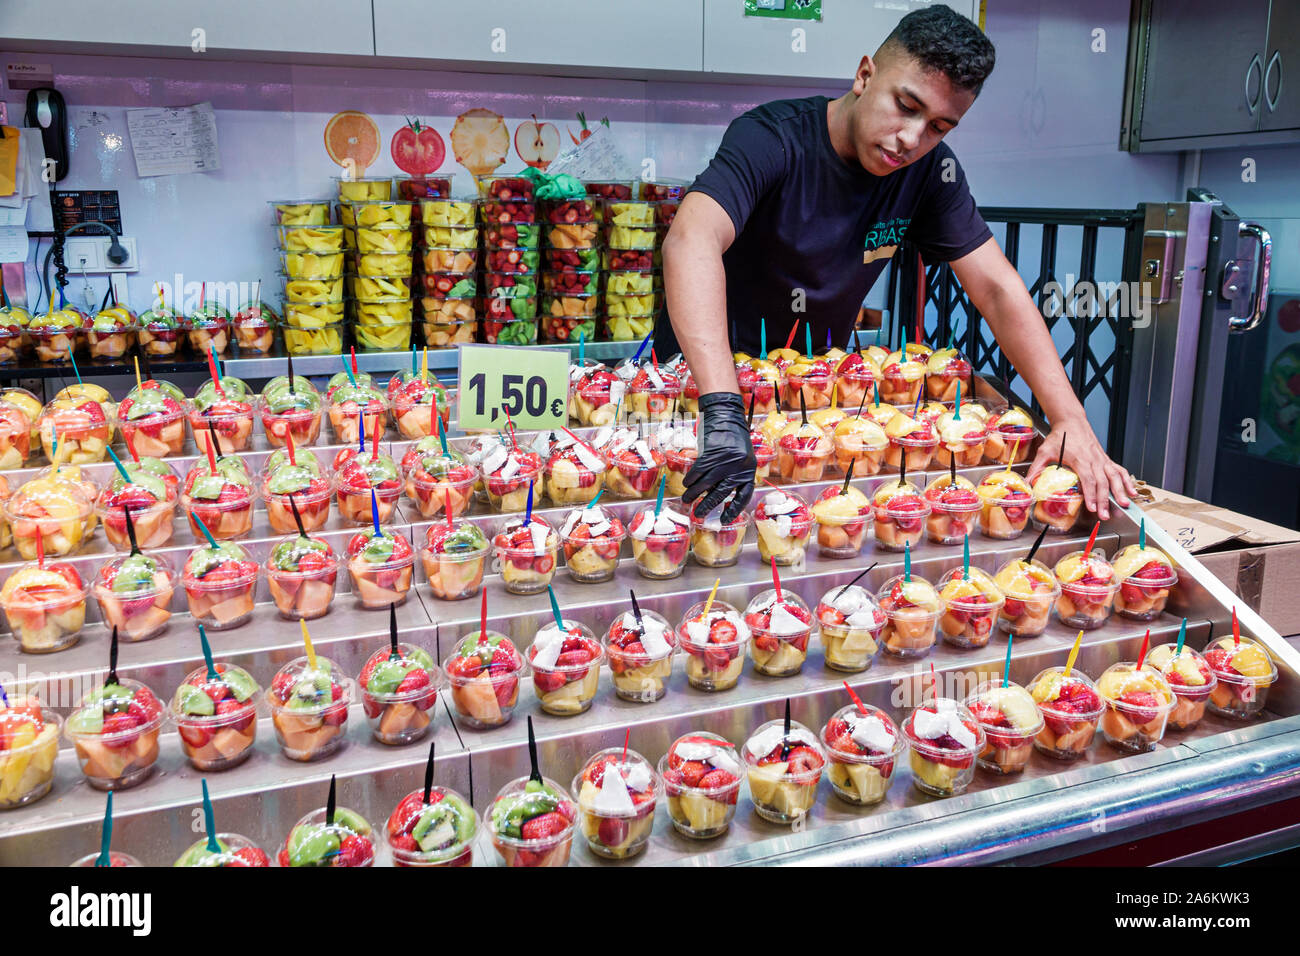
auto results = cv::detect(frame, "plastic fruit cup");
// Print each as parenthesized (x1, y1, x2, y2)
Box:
(1055, 575, 1119, 631)
(1029, 668, 1106, 760)
(120, 407, 187, 457)
(690, 510, 749, 568)
(754, 504, 812, 567)
(65, 679, 163, 791)
(488, 775, 576, 867)
(92, 560, 175, 644)
(779, 367, 834, 411)
(1207, 637, 1278, 720)
(878, 575, 941, 660)
(170, 669, 260, 772)
(267, 559, 339, 622)
(529, 624, 604, 716)
(5, 490, 94, 561)
(604, 448, 663, 501)
(630, 515, 691, 579)
(233, 315, 274, 353)
(496, 540, 559, 597)
(347, 541, 415, 609)
(820, 704, 904, 806)
(775, 434, 833, 483)
(181, 491, 255, 541)
(678, 600, 749, 692)
(30, 326, 81, 362)
(879, 368, 923, 406)
(387, 787, 478, 867)
(185, 317, 231, 356)
(1032, 490, 1085, 535)
(263, 481, 333, 535)
(832, 430, 888, 476)
(937, 574, 1005, 650)
(1149, 644, 1217, 731)
(746, 590, 813, 677)
(988, 425, 1034, 464)
(572, 750, 659, 860)
(421, 316, 478, 349)
(4, 574, 92, 654)
(483, 460, 543, 513)
(1098, 664, 1176, 753)
(327, 394, 388, 446)
(874, 499, 930, 553)
(902, 701, 984, 797)
(95, 498, 174, 553)
(1115, 564, 1178, 622)
(0, 710, 61, 808)
(978, 491, 1032, 540)
(267, 660, 353, 762)
(814, 509, 870, 559)
(658, 740, 742, 839)
(336, 478, 402, 527)
(743, 720, 826, 824)
(444, 641, 522, 730)
(926, 497, 981, 545)
(262, 403, 323, 449)
(934, 432, 987, 469)
(361, 672, 444, 747)
(996, 566, 1060, 638)
(965, 680, 1044, 775)
(185, 566, 257, 631)
(422, 540, 488, 601)
(817, 602, 886, 674)
(281, 321, 344, 357)
(545, 455, 606, 508)
(560, 526, 624, 584)
(605, 612, 675, 703)
(885, 432, 939, 472)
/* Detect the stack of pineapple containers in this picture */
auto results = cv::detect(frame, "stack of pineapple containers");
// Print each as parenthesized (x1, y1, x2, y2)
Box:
(339, 177, 416, 353)
(398, 176, 479, 351)
(536, 173, 602, 344)
(595, 180, 666, 342)
(480, 175, 542, 345)
(273, 198, 345, 355)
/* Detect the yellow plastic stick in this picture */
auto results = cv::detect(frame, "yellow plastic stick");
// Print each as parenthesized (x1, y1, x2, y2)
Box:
(701, 577, 721, 618)
(300, 619, 318, 669)
(1062, 630, 1084, 679)
(421, 347, 428, 381)
(133, 355, 142, 390)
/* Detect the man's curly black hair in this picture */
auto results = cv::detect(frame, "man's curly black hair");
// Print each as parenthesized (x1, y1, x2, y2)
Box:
(878, 4, 996, 95)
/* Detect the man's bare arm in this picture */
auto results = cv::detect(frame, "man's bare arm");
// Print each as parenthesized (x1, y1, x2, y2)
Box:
(952, 237, 1139, 519)
(662, 192, 739, 394)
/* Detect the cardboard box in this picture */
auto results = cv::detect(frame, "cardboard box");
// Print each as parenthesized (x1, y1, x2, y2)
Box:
(1138, 484, 1300, 636)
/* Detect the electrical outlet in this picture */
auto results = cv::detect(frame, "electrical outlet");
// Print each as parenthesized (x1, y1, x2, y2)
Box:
(62, 236, 139, 273)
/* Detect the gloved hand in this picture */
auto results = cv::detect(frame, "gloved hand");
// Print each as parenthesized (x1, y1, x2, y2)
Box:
(682, 392, 757, 522)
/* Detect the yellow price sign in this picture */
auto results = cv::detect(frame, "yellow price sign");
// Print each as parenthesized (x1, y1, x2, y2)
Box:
(457, 344, 568, 431)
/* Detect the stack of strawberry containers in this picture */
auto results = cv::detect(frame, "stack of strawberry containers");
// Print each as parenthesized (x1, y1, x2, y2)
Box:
(337, 177, 417, 353)
(481, 176, 541, 345)
(273, 197, 345, 356)
(537, 177, 603, 344)
(593, 181, 659, 341)
(403, 177, 481, 350)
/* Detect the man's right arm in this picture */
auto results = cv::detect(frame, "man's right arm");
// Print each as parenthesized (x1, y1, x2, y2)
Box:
(662, 192, 737, 394)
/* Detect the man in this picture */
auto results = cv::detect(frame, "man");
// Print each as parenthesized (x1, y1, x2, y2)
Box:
(661, 4, 1138, 524)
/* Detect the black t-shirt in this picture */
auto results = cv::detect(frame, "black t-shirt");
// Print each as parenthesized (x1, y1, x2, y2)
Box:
(655, 95, 992, 357)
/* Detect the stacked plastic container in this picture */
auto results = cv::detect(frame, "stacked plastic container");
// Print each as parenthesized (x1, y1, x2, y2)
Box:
(407, 177, 479, 350)
(481, 176, 541, 345)
(273, 199, 344, 356)
(591, 180, 658, 342)
(537, 184, 602, 344)
(337, 177, 416, 353)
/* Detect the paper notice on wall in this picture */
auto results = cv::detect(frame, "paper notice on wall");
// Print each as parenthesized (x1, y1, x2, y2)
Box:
(125, 102, 221, 177)
(547, 125, 630, 180)
(0, 226, 27, 263)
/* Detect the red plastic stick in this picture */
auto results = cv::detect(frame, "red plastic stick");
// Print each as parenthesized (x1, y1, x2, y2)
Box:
(372, 412, 381, 460)
(1082, 521, 1100, 561)
(351, 347, 358, 375)
(1232, 607, 1240, 648)
(770, 555, 781, 602)
(842, 680, 868, 715)
(1136, 629, 1151, 670)
(124, 430, 139, 464)
(784, 318, 800, 351)
(286, 431, 296, 466)
(480, 588, 488, 640)
(444, 489, 454, 529)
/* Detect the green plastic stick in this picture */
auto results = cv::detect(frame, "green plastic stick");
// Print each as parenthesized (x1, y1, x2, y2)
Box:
(760, 320, 767, 357)
(1003, 631, 1014, 688)
(1139, 518, 1146, 551)
(904, 540, 912, 581)
(654, 472, 666, 517)
(546, 584, 565, 631)
(96, 792, 113, 867)
(105, 445, 132, 484)
(1175, 617, 1188, 657)
(68, 345, 83, 385)
(804, 322, 813, 359)
(577, 330, 585, 368)
(954, 380, 962, 420)
(202, 780, 220, 853)
(198, 624, 217, 680)
(192, 512, 219, 550)
(436, 407, 450, 456)
(963, 534, 970, 580)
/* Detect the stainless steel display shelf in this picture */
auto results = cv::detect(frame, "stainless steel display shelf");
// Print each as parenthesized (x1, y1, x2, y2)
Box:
(0, 411, 1295, 866)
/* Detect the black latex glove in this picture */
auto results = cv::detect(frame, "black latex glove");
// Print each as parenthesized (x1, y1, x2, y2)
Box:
(682, 392, 756, 522)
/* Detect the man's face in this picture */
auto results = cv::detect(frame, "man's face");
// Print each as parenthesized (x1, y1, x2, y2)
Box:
(847, 50, 977, 176)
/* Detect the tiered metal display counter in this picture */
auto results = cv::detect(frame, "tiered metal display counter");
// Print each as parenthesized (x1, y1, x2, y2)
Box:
(0, 372, 1295, 866)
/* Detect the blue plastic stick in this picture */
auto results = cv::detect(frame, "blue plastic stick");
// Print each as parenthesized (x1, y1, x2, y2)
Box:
(202, 780, 220, 853)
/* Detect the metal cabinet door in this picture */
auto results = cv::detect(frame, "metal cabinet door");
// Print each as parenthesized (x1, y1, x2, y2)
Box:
(373, 0, 704, 72)
(702, 0, 978, 82)
(1137, 0, 1270, 142)
(1260, 0, 1300, 131)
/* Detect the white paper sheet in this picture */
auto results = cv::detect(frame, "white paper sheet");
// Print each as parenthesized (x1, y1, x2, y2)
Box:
(126, 102, 221, 177)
